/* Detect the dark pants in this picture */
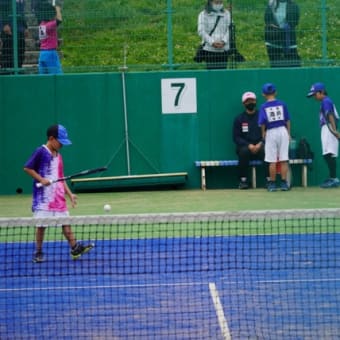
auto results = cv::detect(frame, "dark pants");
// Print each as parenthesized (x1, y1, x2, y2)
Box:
(205, 51, 228, 70)
(236, 145, 267, 179)
(266, 46, 301, 68)
(0, 31, 26, 74)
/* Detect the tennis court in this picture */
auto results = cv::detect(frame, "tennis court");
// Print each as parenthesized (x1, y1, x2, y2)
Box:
(1, 210, 340, 339)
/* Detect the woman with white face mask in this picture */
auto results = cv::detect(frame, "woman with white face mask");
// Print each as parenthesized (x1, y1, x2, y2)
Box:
(196, 0, 231, 69)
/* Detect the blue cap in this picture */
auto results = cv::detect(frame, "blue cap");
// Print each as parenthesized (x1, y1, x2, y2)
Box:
(262, 83, 276, 95)
(47, 124, 72, 145)
(307, 82, 326, 97)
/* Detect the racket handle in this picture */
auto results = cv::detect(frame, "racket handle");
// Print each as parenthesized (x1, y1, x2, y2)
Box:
(36, 179, 52, 188)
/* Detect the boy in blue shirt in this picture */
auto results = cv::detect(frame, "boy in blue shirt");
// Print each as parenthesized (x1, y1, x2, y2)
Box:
(258, 83, 291, 191)
(24, 124, 94, 263)
(307, 82, 340, 188)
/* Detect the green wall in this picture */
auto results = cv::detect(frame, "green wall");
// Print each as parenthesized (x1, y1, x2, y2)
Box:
(1, 67, 339, 194)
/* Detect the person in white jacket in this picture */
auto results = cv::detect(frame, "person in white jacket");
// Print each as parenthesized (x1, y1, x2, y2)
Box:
(197, 0, 231, 69)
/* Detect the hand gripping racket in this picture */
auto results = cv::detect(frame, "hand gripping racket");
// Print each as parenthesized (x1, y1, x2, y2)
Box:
(36, 166, 107, 188)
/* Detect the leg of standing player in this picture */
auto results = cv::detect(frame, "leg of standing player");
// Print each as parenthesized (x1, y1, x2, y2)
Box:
(35, 227, 45, 251)
(278, 127, 290, 191)
(62, 225, 77, 248)
(320, 125, 339, 187)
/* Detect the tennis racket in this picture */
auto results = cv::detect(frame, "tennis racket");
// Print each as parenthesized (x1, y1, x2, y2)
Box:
(36, 166, 107, 188)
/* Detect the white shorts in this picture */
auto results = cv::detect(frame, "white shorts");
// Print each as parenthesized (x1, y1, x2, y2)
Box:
(33, 210, 69, 227)
(321, 125, 339, 157)
(265, 126, 290, 163)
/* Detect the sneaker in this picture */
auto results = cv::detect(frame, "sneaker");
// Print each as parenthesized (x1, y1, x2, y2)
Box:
(281, 180, 290, 191)
(320, 178, 340, 188)
(32, 251, 45, 263)
(267, 181, 277, 192)
(71, 242, 94, 260)
(238, 181, 249, 189)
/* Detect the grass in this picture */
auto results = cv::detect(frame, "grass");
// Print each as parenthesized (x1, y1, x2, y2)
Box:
(1, 187, 340, 217)
(60, 0, 340, 71)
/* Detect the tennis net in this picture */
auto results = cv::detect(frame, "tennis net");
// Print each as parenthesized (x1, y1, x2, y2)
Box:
(1, 209, 340, 339)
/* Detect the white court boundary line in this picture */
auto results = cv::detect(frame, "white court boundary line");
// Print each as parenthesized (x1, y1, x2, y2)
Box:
(209, 282, 232, 340)
(3, 277, 340, 292)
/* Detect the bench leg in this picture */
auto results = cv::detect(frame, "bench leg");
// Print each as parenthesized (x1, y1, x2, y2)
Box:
(251, 166, 256, 189)
(301, 165, 307, 187)
(201, 167, 206, 191)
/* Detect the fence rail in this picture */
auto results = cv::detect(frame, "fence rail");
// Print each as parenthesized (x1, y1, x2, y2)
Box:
(0, 0, 338, 74)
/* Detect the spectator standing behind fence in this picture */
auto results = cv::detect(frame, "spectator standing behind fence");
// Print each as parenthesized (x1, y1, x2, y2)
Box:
(233, 92, 269, 189)
(197, 0, 231, 69)
(258, 83, 291, 192)
(264, 0, 301, 68)
(0, 0, 28, 74)
(38, 2, 62, 74)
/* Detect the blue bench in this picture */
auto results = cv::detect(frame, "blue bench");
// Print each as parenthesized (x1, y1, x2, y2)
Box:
(195, 159, 313, 190)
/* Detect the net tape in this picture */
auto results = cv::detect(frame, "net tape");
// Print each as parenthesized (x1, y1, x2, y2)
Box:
(2, 208, 340, 227)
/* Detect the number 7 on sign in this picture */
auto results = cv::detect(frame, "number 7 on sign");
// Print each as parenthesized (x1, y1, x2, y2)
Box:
(171, 83, 185, 107)
(161, 78, 197, 114)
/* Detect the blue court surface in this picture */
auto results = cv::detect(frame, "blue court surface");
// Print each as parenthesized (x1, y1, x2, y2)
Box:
(1, 234, 340, 339)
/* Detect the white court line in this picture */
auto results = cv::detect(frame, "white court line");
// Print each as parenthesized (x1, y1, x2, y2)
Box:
(220, 277, 340, 285)
(257, 277, 340, 284)
(3, 277, 340, 292)
(209, 282, 232, 340)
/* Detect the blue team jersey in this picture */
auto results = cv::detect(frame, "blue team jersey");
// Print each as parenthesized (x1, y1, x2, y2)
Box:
(24, 145, 67, 212)
(319, 96, 339, 127)
(258, 99, 290, 129)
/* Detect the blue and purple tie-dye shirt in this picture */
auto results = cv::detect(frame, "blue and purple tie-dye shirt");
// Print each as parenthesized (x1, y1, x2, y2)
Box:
(24, 145, 67, 212)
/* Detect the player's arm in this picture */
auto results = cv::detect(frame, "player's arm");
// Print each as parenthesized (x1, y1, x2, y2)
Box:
(23, 167, 51, 186)
(286, 120, 291, 139)
(327, 113, 340, 139)
(260, 124, 266, 141)
(64, 182, 77, 208)
(55, 5, 62, 22)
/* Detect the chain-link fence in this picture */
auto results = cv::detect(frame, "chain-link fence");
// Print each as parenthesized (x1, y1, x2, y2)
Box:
(0, 0, 339, 74)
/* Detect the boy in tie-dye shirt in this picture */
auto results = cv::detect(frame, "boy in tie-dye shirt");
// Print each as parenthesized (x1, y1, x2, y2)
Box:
(24, 124, 93, 263)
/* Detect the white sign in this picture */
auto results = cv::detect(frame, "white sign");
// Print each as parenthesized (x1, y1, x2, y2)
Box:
(161, 78, 197, 114)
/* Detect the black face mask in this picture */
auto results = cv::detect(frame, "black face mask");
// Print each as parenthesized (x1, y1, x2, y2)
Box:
(245, 103, 256, 111)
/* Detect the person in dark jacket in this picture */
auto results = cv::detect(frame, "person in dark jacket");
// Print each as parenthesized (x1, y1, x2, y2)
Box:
(232, 91, 268, 189)
(0, 0, 28, 74)
(264, 0, 301, 68)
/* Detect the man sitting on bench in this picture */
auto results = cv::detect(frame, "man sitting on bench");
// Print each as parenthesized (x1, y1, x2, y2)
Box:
(232, 91, 269, 189)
